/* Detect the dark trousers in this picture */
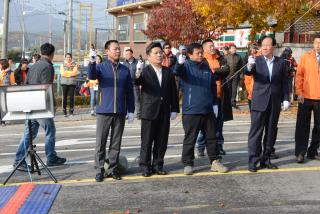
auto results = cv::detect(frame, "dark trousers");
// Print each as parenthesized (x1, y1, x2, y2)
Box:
(95, 114, 125, 173)
(248, 100, 280, 164)
(140, 105, 170, 169)
(229, 76, 239, 105)
(182, 113, 219, 166)
(62, 84, 76, 113)
(295, 99, 320, 157)
(133, 86, 141, 118)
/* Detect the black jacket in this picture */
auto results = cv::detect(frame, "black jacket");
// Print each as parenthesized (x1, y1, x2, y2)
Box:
(135, 65, 179, 120)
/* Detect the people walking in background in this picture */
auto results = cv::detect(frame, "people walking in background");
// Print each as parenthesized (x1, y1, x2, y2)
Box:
(162, 42, 177, 69)
(13, 43, 66, 170)
(32, 53, 41, 64)
(0, 58, 15, 126)
(280, 47, 297, 102)
(60, 53, 78, 117)
(87, 55, 102, 116)
(225, 45, 243, 109)
(14, 58, 29, 85)
(295, 33, 320, 163)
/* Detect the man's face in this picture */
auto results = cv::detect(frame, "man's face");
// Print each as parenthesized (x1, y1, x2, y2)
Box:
(163, 45, 171, 55)
(106, 42, 121, 62)
(230, 46, 237, 54)
(189, 48, 204, 62)
(314, 38, 320, 54)
(21, 63, 28, 70)
(148, 47, 163, 65)
(8, 59, 13, 65)
(261, 38, 275, 57)
(65, 55, 72, 63)
(124, 50, 133, 60)
(203, 42, 215, 54)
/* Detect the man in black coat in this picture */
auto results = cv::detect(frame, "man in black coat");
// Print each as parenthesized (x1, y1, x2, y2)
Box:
(244, 36, 290, 172)
(135, 42, 179, 177)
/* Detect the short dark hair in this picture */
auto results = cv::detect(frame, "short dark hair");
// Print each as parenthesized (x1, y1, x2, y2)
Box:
(222, 46, 229, 51)
(146, 42, 163, 55)
(7, 57, 13, 61)
(187, 43, 202, 55)
(162, 42, 171, 49)
(202, 39, 213, 46)
(314, 32, 320, 40)
(0, 59, 9, 70)
(40, 43, 55, 56)
(20, 58, 29, 64)
(104, 40, 119, 50)
(260, 35, 277, 46)
(125, 49, 133, 53)
(96, 55, 103, 62)
(65, 53, 72, 58)
(229, 44, 237, 49)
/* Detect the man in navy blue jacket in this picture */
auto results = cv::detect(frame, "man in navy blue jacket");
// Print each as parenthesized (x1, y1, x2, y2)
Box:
(244, 36, 290, 172)
(174, 43, 229, 175)
(88, 40, 135, 182)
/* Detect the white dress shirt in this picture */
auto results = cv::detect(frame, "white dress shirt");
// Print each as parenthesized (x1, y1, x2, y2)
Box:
(151, 64, 162, 86)
(264, 56, 275, 81)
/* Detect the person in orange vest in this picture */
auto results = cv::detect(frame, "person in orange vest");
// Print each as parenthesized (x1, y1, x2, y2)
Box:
(295, 33, 320, 163)
(196, 39, 232, 156)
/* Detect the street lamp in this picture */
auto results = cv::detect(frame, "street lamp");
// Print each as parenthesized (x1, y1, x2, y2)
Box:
(58, 11, 68, 57)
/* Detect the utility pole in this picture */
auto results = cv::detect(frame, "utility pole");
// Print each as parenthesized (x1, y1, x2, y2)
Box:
(1, 0, 10, 58)
(22, 0, 26, 59)
(48, 0, 52, 43)
(63, 20, 67, 56)
(68, 0, 73, 54)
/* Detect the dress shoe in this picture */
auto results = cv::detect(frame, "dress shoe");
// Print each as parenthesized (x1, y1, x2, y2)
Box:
(141, 168, 152, 177)
(248, 163, 257, 172)
(107, 171, 122, 180)
(296, 154, 304, 163)
(152, 166, 167, 175)
(307, 154, 320, 161)
(260, 162, 278, 169)
(270, 151, 279, 159)
(95, 170, 105, 182)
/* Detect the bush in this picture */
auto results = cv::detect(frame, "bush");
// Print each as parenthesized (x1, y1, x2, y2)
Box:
(55, 96, 91, 106)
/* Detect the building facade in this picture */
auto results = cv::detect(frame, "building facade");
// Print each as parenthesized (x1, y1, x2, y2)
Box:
(106, 0, 161, 58)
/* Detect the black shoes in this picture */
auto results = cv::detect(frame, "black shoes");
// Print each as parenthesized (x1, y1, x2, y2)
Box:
(260, 162, 278, 169)
(248, 163, 258, 172)
(270, 151, 279, 159)
(46, 156, 67, 167)
(307, 154, 320, 161)
(296, 154, 305, 163)
(141, 168, 152, 177)
(152, 166, 167, 175)
(95, 171, 104, 182)
(107, 170, 122, 180)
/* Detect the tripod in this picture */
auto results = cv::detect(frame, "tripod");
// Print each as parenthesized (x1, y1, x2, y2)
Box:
(3, 119, 57, 185)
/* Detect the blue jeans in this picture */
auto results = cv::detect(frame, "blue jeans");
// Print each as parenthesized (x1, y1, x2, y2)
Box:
(15, 118, 57, 163)
(90, 88, 98, 113)
(196, 99, 224, 151)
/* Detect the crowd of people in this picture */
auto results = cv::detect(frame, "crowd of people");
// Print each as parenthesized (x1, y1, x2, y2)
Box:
(1, 33, 319, 182)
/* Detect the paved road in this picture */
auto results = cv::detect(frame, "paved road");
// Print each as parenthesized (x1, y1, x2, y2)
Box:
(0, 109, 320, 213)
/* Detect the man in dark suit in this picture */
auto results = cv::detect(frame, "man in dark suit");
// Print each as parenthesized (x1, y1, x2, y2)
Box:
(135, 42, 179, 177)
(244, 36, 290, 172)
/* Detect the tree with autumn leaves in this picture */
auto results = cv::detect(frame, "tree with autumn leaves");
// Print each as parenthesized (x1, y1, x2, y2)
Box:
(143, 0, 320, 45)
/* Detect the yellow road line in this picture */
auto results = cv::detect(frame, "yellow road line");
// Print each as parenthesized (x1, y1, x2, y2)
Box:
(1, 166, 320, 187)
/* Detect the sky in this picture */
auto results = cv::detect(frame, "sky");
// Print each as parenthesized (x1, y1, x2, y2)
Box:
(1, 0, 114, 34)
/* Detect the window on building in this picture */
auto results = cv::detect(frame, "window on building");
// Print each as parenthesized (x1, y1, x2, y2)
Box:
(118, 16, 129, 41)
(133, 13, 146, 41)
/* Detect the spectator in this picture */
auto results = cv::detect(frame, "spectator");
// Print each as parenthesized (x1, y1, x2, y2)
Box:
(14, 58, 29, 85)
(8, 57, 16, 71)
(32, 53, 41, 64)
(162, 42, 176, 69)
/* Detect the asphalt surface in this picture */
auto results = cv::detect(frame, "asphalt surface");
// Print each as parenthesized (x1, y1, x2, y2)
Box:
(0, 107, 320, 213)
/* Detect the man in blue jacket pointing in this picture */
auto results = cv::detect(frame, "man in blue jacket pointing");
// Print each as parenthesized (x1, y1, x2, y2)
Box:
(88, 40, 135, 182)
(174, 43, 229, 175)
